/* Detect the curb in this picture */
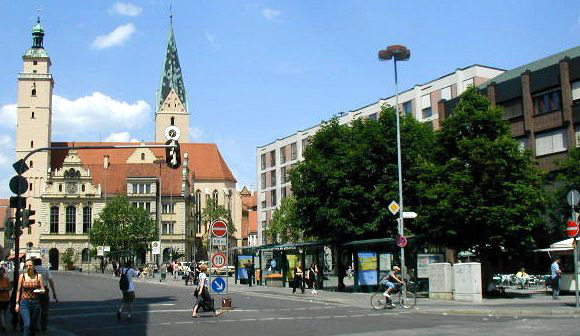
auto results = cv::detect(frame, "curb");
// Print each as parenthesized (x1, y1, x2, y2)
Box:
(415, 307, 580, 317)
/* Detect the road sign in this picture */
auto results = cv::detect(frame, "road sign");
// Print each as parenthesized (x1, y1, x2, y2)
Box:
(403, 212, 417, 219)
(164, 126, 181, 141)
(568, 189, 580, 207)
(40, 248, 48, 256)
(567, 221, 579, 237)
(212, 237, 227, 246)
(96, 246, 104, 256)
(397, 235, 408, 248)
(212, 252, 227, 268)
(9, 196, 26, 209)
(9, 175, 28, 195)
(388, 201, 400, 215)
(152, 241, 160, 255)
(211, 220, 227, 238)
(211, 277, 227, 294)
(104, 246, 110, 252)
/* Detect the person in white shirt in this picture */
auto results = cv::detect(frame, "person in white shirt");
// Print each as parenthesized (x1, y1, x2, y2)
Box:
(117, 260, 140, 321)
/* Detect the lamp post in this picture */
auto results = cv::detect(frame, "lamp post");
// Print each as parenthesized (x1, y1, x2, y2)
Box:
(154, 158, 165, 270)
(378, 45, 411, 281)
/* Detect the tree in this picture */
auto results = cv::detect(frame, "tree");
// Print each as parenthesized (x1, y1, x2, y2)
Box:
(415, 87, 546, 258)
(265, 196, 304, 244)
(291, 106, 435, 241)
(202, 198, 235, 234)
(89, 195, 157, 256)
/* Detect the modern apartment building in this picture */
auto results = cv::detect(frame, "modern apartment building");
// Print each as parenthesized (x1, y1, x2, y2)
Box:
(440, 46, 580, 172)
(256, 65, 505, 245)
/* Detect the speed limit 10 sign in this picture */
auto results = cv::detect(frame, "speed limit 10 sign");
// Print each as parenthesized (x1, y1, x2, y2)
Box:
(212, 252, 227, 268)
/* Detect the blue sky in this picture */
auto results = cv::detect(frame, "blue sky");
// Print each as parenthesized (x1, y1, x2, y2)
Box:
(0, 0, 579, 197)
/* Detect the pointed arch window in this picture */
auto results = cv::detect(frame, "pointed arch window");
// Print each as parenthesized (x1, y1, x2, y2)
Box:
(31, 88, 36, 96)
(212, 190, 219, 204)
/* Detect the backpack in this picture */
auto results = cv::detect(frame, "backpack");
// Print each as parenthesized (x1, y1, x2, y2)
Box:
(119, 268, 130, 291)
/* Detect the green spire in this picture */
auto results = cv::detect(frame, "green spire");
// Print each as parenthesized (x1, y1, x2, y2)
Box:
(24, 15, 49, 58)
(158, 18, 187, 111)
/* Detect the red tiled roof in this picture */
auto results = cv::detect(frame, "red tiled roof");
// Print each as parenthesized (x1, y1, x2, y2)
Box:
(248, 211, 258, 234)
(50, 142, 236, 196)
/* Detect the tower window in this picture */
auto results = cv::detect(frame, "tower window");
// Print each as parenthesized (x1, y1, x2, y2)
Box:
(33, 70, 37, 74)
(31, 88, 36, 96)
(141, 153, 145, 161)
(81, 184, 85, 192)
(31, 112, 35, 119)
(30, 141, 34, 148)
(29, 183, 33, 190)
(58, 184, 62, 192)
(29, 161, 33, 168)
(170, 117, 175, 126)
(33, 61, 37, 65)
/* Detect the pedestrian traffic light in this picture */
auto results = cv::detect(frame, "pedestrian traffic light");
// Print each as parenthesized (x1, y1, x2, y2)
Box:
(165, 140, 181, 169)
(22, 209, 35, 228)
(4, 218, 14, 239)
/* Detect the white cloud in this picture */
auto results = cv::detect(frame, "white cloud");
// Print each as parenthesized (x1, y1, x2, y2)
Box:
(204, 31, 216, 46)
(189, 127, 204, 139)
(0, 134, 14, 166)
(109, 3, 143, 16)
(92, 23, 136, 49)
(0, 104, 17, 129)
(103, 132, 139, 143)
(262, 8, 281, 21)
(52, 92, 151, 136)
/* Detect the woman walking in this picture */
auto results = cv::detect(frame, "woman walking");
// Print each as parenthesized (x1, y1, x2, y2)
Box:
(191, 264, 222, 318)
(15, 259, 45, 336)
(0, 267, 11, 331)
(292, 262, 305, 294)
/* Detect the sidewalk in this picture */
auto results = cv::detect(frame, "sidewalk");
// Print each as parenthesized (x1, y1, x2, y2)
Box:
(82, 271, 580, 317)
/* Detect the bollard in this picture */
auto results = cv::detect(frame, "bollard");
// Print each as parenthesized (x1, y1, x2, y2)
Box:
(221, 297, 232, 310)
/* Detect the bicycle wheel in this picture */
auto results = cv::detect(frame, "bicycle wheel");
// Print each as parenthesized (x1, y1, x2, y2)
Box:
(399, 290, 416, 309)
(370, 293, 387, 310)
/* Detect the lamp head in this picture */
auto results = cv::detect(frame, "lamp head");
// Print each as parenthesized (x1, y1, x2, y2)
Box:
(378, 45, 410, 61)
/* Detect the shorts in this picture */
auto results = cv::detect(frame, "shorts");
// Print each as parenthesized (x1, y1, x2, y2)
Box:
(122, 291, 135, 304)
(385, 281, 396, 289)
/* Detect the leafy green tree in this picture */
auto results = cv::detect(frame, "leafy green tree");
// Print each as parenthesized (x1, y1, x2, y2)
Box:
(202, 198, 236, 234)
(265, 196, 304, 244)
(415, 87, 546, 258)
(89, 195, 157, 255)
(291, 106, 435, 241)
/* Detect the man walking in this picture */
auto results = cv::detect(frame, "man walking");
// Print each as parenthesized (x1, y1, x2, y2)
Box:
(246, 261, 255, 287)
(33, 258, 58, 332)
(551, 257, 562, 300)
(117, 260, 139, 321)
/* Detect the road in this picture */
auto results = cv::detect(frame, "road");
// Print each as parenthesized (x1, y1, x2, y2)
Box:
(39, 272, 579, 336)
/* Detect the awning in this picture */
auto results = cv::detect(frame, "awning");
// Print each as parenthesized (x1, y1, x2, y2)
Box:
(533, 237, 579, 252)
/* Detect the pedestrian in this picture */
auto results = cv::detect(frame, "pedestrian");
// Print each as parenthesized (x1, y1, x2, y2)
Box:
(0, 267, 11, 331)
(117, 260, 140, 321)
(246, 261, 255, 287)
(172, 261, 178, 280)
(307, 263, 319, 294)
(112, 261, 118, 276)
(33, 258, 58, 332)
(551, 257, 562, 300)
(292, 262, 305, 294)
(191, 264, 222, 318)
(15, 258, 45, 336)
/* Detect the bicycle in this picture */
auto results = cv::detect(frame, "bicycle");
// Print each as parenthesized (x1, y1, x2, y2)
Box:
(370, 280, 416, 310)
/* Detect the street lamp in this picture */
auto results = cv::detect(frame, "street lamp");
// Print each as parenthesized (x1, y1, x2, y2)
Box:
(378, 45, 411, 281)
(154, 158, 165, 270)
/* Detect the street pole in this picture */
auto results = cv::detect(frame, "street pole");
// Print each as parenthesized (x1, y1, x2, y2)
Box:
(574, 203, 579, 308)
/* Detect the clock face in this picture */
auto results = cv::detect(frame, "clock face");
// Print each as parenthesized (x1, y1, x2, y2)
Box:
(66, 182, 78, 194)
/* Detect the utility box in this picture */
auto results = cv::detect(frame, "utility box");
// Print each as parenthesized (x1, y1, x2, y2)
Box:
(453, 262, 482, 303)
(428, 263, 453, 301)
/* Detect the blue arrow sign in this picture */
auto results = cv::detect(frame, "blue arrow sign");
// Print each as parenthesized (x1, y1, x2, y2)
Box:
(211, 277, 227, 293)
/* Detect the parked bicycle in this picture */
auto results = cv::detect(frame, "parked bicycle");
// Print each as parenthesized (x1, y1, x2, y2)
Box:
(370, 280, 416, 310)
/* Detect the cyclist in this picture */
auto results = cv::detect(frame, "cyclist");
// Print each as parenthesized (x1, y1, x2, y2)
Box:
(382, 266, 405, 299)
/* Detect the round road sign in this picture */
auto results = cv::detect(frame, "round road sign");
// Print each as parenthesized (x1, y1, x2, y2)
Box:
(212, 252, 227, 268)
(9, 175, 28, 195)
(212, 220, 227, 238)
(396, 235, 408, 248)
(211, 277, 227, 293)
(567, 221, 579, 237)
(567, 189, 580, 207)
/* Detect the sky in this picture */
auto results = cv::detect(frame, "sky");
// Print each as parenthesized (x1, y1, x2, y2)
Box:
(0, 0, 579, 198)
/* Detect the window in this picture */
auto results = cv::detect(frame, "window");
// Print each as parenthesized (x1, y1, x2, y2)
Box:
(162, 221, 175, 235)
(227, 190, 232, 210)
(81, 248, 91, 262)
(146, 184, 151, 194)
(170, 117, 175, 126)
(403, 101, 413, 116)
(572, 81, 580, 103)
(29, 161, 33, 168)
(66, 206, 76, 233)
(31, 112, 35, 119)
(368, 113, 377, 121)
(261, 153, 266, 170)
(281, 186, 287, 200)
(30, 141, 33, 148)
(32, 70, 37, 74)
(441, 86, 452, 101)
(422, 107, 433, 119)
(141, 153, 145, 161)
(280, 166, 287, 184)
(58, 184, 62, 192)
(132, 184, 137, 194)
(280, 147, 286, 164)
(33, 61, 37, 65)
(535, 129, 567, 156)
(516, 137, 527, 151)
(133, 202, 151, 212)
(270, 150, 276, 166)
(132, 183, 151, 194)
(195, 189, 202, 233)
(31, 88, 36, 96)
(50, 206, 59, 233)
(162, 203, 175, 214)
(270, 170, 277, 187)
(81, 184, 85, 192)
(271, 190, 277, 207)
(213, 190, 219, 203)
(500, 99, 523, 119)
(83, 206, 92, 233)
(421, 94, 432, 119)
(463, 78, 474, 89)
(261, 173, 266, 189)
(260, 192, 266, 208)
(302, 138, 309, 151)
(291, 142, 297, 160)
(533, 89, 562, 115)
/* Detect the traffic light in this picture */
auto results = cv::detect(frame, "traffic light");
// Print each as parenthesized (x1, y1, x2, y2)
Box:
(165, 140, 181, 169)
(22, 209, 36, 228)
(4, 218, 14, 239)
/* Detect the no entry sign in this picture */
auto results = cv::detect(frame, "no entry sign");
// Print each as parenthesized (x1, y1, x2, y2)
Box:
(212, 220, 227, 238)
(397, 235, 408, 248)
(567, 221, 579, 238)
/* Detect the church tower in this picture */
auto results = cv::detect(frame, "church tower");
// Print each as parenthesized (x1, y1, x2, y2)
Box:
(15, 16, 54, 248)
(155, 16, 189, 143)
